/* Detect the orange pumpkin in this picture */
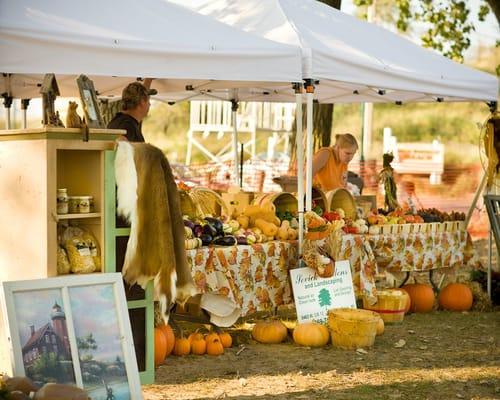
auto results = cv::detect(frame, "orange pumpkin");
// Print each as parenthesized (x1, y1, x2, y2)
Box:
(438, 283, 473, 311)
(252, 320, 288, 344)
(205, 332, 220, 344)
(402, 284, 435, 313)
(191, 337, 207, 355)
(376, 317, 385, 336)
(158, 324, 175, 356)
(188, 330, 205, 344)
(173, 337, 191, 356)
(218, 332, 233, 348)
(206, 338, 224, 356)
(154, 328, 167, 367)
(292, 322, 329, 347)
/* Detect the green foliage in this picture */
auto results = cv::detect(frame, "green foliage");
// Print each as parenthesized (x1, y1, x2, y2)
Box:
(31, 352, 65, 381)
(77, 333, 98, 361)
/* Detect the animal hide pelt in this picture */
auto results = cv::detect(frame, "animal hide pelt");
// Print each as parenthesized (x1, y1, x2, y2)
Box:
(115, 141, 197, 322)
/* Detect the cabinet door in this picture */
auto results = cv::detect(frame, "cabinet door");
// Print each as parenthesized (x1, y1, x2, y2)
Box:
(104, 150, 154, 385)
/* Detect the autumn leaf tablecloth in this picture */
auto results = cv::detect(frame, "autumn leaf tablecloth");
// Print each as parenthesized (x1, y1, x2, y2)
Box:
(366, 230, 476, 271)
(186, 241, 298, 317)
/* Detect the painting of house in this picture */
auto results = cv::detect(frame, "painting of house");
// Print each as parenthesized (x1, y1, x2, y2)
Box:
(13, 289, 75, 385)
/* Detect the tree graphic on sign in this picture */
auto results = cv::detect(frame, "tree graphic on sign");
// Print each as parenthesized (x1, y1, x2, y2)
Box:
(318, 288, 332, 308)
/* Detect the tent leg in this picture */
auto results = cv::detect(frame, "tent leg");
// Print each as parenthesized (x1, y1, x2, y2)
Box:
(231, 99, 239, 187)
(295, 84, 304, 256)
(305, 84, 314, 211)
(21, 99, 30, 129)
(186, 130, 193, 165)
(3, 94, 13, 130)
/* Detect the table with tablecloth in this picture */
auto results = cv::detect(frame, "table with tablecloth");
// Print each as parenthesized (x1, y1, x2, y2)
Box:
(186, 241, 298, 317)
(365, 229, 478, 272)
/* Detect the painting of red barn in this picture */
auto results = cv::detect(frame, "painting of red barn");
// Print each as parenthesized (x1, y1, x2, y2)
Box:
(13, 288, 76, 387)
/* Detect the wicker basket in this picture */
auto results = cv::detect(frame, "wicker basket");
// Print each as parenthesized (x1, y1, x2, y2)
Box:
(325, 188, 357, 220)
(252, 192, 298, 214)
(179, 190, 198, 219)
(328, 308, 379, 349)
(363, 290, 407, 323)
(312, 187, 328, 213)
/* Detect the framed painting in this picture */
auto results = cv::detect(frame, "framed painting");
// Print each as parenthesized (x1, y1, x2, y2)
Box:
(0, 273, 141, 399)
(76, 74, 104, 128)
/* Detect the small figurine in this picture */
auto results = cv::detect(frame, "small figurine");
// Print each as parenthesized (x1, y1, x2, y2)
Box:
(66, 101, 83, 128)
(48, 111, 65, 127)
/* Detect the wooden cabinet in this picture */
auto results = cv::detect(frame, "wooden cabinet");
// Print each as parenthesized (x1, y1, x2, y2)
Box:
(0, 127, 122, 282)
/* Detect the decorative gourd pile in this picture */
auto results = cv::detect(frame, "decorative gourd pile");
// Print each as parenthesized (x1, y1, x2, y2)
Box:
(184, 202, 299, 248)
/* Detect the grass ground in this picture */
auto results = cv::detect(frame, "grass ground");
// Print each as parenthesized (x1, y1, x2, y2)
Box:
(144, 311, 499, 400)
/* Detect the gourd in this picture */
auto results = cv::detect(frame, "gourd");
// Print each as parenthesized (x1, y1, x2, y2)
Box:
(252, 320, 288, 344)
(277, 220, 290, 241)
(292, 322, 330, 347)
(184, 226, 193, 239)
(376, 317, 384, 335)
(173, 337, 191, 356)
(185, 238, 200, 250)
(254, 218, 279, 237)
(236, 215, 249, 229)
(206, 338, 224, 356)
(243, 204, 281, 226)
(438, 283, 473, 311)
(402, 284, 435, 313)
(287, 228, 298, 240)
(154, 327, 167, 367)
(158, 324, 176, 356)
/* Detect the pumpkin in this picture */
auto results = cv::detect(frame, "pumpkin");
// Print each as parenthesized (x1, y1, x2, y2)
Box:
(376, 317, 385, 336)
(402, 284, 435, 313)
(158, 324, 175, 356)
(206, 338, 224, 356)
(438, 283, 473, 311)
(219, 332, 233, 348)
(154, 327, 167, 367)
(205, 332, 220, 344)
(292, 322, 329, 347)
(173, 337, 191, 356)
(191, 337, 207, 355)
(252, 320, 288, 344)
(188, 330, 205, 344)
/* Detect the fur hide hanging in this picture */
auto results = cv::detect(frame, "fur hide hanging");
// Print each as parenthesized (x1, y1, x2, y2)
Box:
(115, 141, 197, 322)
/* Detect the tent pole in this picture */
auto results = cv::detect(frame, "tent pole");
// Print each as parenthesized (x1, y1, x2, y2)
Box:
(21, 99, 30, 129)
(231, 99, 239, 187)
(305, 81, 314, 211)
(2, 94, 13, 130)
(294, 83, 304, 256)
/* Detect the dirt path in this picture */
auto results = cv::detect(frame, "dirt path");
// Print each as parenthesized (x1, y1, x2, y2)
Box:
(143, 311, 500, 400)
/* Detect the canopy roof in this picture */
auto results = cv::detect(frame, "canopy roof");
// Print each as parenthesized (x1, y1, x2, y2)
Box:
(170, 0, 498, 104)
(0, 0, 302, 99)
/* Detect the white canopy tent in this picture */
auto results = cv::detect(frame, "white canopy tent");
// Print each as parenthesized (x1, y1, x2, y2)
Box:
(170, 0, 498, 217)
(0, 0, 302, 98)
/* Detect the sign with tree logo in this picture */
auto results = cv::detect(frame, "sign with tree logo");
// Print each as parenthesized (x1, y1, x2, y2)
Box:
(290, 260, 356, 324)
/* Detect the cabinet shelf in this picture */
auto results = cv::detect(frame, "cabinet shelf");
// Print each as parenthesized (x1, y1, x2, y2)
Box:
(56, 212, 101, 221)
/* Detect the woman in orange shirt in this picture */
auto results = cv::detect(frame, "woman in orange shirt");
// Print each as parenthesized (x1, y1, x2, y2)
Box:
(312, 133, 358, 191)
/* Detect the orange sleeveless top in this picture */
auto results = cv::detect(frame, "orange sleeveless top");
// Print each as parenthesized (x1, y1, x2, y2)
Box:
(313, 147, 348, 191)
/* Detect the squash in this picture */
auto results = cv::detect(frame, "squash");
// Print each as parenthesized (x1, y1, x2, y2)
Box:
(205, 332, 220, 344)
(154, 328, 167, 367)
(173, 337, 191, 356)
(287, 228, 298, 240)
(254, 218, 279, 237)
(402, 284, 435, 313)
(292, 322, 329, 347)
(206, 338, 224, 356)
(277, 220, 290, 241)
(158, 324, 176, 356)
(252, 320, 288, 344)
(188, 330, 204, 344)
(191, 337, 207, 355)
(376, 317, 385, 335)
(236, 215, 250, 229)
(243, 204, 281, 226)
(438, 283, 473, 311)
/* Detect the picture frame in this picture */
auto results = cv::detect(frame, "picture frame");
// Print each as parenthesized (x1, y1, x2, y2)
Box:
(76, 74, 104, 128)
(0, 273, 141, 399)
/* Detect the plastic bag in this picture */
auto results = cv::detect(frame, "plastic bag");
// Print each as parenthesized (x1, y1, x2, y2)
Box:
(64, 237, 96, 274)
(56, 246, 71, 275)
(81, 231, 101, 271)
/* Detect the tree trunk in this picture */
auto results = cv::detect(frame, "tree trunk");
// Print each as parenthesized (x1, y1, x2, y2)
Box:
(288, 0, 341, 172)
